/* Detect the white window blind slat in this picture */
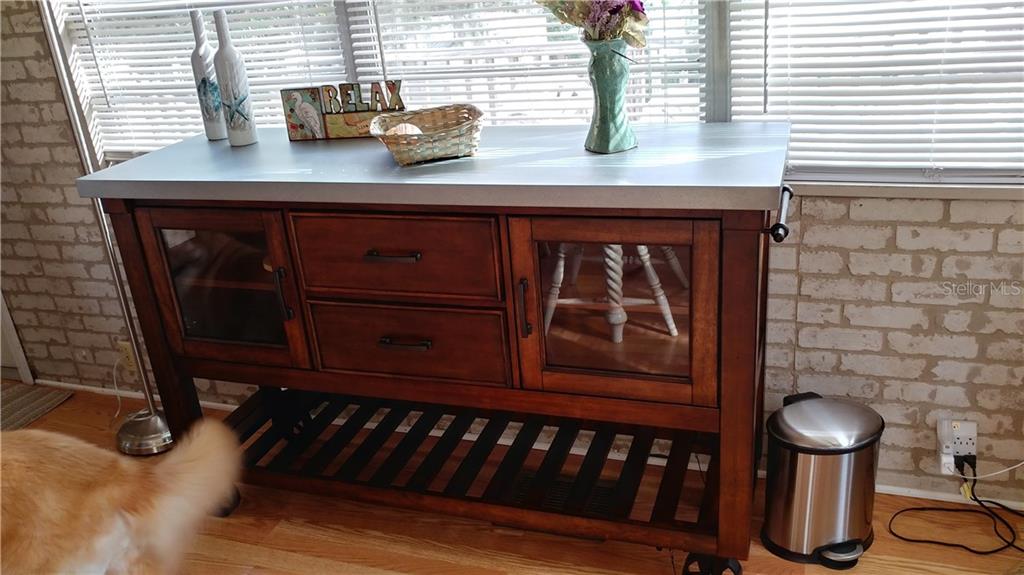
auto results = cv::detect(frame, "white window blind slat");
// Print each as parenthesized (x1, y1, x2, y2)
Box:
(55, 0, 347, 161)
(343, 0, 705, 126)
(54, 0, 1022, 185)
(732, 0, 1024, 184)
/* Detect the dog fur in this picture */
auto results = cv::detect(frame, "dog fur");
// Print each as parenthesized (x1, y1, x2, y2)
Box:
(1, 418, 240, 574)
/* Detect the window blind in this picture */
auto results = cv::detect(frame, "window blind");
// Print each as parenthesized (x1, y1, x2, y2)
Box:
(343, 0, 706, 125)
(53, 0, 347, 161)
(732, 1, 1024, 184)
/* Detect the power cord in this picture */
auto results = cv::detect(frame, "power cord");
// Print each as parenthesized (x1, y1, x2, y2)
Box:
(108, 357, 123, 429)
(888, 455, 1024, 555)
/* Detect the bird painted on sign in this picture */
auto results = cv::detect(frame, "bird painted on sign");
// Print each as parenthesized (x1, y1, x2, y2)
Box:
(287, 91, 324, 139)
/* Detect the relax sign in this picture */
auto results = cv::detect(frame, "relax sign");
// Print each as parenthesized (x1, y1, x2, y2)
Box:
(280, 80, 405, 141)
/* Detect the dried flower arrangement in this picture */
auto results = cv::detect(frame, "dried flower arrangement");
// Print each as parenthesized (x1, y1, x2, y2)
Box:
(536, 0, 649, 48)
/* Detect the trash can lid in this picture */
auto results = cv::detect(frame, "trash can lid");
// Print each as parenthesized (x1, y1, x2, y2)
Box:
(767, 397, 884, 453)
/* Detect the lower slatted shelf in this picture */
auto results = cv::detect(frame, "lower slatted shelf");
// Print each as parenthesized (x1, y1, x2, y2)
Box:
(225, 388, 719, 550)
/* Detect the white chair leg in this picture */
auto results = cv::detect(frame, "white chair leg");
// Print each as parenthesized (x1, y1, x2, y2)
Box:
(543, 242, 569, 333)
(567, 244, 584, 285)
(660, 245, 689, 289)
(603, 243, 628, 343)
(638, 245, 679, 337)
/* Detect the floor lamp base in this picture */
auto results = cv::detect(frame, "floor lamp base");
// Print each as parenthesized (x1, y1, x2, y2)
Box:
(117, 409, 174, 455)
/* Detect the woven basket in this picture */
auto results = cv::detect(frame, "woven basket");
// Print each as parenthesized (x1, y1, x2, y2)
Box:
(369, 104, 483, 166)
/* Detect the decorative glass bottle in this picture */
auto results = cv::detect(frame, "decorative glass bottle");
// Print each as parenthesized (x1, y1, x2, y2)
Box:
(584, 38, 637, 154)
(190, 10, 226, 141)
(213, 10, 258, 147)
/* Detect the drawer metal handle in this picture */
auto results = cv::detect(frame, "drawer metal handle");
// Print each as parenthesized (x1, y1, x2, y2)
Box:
(363, 249, 422, 264)
(272, 266, 295, 320)
(517, 278, 533, 337)
(377, 336, 432, 352)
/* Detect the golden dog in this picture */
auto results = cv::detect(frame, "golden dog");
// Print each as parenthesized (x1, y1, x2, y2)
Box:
(1, 419, 240, 574)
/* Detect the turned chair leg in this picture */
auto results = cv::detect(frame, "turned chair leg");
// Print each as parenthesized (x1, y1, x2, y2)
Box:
(637, 245, 678, 336)
(603, 243, 628, 343)
(543, 242, 569, 333)
(567, 244, 584, 286)
(660, 245, 689, 289)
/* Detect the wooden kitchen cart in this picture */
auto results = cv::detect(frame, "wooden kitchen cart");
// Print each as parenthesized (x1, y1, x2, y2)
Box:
(80, 123, 791, 575)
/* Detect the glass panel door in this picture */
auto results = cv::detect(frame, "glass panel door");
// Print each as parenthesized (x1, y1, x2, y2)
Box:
(160, 228, 285, 345)
(138, 208, 309, 368)
(539, 241, 692, 378)
(510, 217, 719, 406)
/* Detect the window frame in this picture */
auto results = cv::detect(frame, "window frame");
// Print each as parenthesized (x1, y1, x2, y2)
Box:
(41, 0, 1022, 190)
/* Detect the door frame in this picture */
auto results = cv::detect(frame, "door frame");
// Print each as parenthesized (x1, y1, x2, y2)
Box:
(509, 217, 720, 406)
(136, 207, 310, 368)
(1, 293, 34, 384)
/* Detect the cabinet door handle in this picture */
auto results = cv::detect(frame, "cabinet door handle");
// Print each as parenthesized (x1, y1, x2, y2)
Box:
(517, 278, 533, 337)
(377, 336, 432, 352)
(363, 249, 422, 264)
(272, 267, 295, 320)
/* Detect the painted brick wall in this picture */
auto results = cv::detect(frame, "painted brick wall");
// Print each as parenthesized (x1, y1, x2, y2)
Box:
(1, 1, 1021, 501)
(767, 196, 1024, 501)
(0, 1, 253, 404)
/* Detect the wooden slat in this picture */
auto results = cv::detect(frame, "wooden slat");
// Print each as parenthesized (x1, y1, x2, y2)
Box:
(223, 388, 270, 429)
(405, 413, 475, 491)
(302, 400, 380, 475)
(443, 415, 510, 497)
(232, 393, 276, 444)
(266, 398, 350, 472)
(244, 394, 324, 467)
(523, 421, 580, 507)
(335, 403, 413, 481)
(368, 407, 444, 488)
(483, 416, 544, 502)
(563, 426, 615, 514)
(651, 432, 692, 524)
(609, 429, 655, 519)
(697, 453, 720, 530)
(246, 467, 720, 555)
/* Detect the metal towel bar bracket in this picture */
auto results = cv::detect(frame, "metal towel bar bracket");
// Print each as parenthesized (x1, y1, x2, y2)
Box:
(768, 184, 794, 243)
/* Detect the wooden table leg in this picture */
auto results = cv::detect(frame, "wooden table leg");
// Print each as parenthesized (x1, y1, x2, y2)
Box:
(716, 223, 763, 561)
(108, 204, 202, 438)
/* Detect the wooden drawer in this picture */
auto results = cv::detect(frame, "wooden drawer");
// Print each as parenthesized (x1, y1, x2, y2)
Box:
(310, 301, 509, 386)
(292, 214, 501, 301)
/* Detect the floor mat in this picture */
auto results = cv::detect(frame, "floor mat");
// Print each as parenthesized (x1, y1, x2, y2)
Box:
(1, 382, 73, 430)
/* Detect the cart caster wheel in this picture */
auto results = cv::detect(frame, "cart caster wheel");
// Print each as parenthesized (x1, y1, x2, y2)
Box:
(213, 486, 241, 518)
(681, 553, 742, 575)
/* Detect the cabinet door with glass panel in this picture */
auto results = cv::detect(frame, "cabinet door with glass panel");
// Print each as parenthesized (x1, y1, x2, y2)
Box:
(510, 217, 719, 406)
(136, 208, 310, 368)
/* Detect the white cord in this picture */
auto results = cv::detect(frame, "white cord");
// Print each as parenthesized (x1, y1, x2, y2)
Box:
(109, 357, 122, 428)
(952, 459, 1024, 480)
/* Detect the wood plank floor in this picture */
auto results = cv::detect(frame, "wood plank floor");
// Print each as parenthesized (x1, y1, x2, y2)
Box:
(19, 389, 1024, 575)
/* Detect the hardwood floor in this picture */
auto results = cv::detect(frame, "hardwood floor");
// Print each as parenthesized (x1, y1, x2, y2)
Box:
(18, 388, 1024, 575)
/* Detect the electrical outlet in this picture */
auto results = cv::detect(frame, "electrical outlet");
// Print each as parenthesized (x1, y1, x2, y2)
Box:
(937, 419, 977, 474)
(116, 340, 137, 372)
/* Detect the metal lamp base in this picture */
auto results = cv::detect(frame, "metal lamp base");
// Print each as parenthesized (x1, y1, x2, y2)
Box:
(117, 409, 174, 455)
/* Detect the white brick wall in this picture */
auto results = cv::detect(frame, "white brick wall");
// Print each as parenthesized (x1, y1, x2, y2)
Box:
(769, 195, 1024, 501)
(1, 1, 1021, 502)
(0, 1, 254, 405)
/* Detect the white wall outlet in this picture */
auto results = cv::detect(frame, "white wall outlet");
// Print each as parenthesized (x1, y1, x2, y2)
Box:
(937, 419, 977, 475)
(116, 340, 137, 373)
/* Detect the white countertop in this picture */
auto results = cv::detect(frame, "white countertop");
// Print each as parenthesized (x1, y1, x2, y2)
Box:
(78, 122, 790, 211)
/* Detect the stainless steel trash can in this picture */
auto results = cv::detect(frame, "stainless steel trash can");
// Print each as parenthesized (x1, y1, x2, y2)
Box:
(762, 392, 884, 570)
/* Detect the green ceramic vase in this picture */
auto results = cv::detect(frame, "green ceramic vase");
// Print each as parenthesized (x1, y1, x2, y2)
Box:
(584, 38, 637, 154)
